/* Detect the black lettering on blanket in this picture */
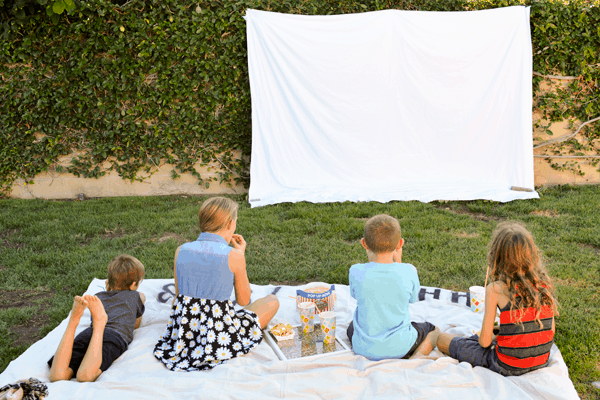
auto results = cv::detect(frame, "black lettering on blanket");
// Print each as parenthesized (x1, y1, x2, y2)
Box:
(418, 288, 441, 301)
(271, 287, 282, 296)
(157, 285, 282, 305)
(452, 291, 471, 307)
(157, 284, 176, 303)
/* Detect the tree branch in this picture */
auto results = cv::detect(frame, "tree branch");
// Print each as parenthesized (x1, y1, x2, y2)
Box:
(534, 155, 600, 158)
(533, 116, 600, 150)
(533, 71, 577, 80)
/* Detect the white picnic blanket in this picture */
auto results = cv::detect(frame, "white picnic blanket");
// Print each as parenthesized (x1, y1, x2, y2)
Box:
(0, 279, 579, 399)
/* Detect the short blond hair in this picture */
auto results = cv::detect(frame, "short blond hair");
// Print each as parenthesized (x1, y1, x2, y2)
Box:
(107, 254, 145, 290)
(198, 197, 238, 233)
(364, 214, 401, 254)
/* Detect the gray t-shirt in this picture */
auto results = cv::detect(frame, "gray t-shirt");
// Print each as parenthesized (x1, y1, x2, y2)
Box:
(95, 290, 145, 344)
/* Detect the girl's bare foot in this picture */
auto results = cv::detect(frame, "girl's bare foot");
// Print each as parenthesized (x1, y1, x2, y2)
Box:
(85, 295, 108, 327)
(70, 296, 88, 322)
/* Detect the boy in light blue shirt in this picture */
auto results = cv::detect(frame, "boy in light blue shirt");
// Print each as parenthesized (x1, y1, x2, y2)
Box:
(347, 214, 440, 360)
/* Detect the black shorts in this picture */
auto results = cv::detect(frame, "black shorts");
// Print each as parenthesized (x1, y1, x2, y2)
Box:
(48, 327, 128, 376)
(346, 320, 436, 359)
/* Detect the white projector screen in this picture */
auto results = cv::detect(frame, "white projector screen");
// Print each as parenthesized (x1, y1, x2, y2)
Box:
(245, 7, 539, 208)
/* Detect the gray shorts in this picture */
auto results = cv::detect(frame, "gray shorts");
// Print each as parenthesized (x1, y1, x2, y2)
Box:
(449, 334, 545, 377)
(347, 320, 436, 359)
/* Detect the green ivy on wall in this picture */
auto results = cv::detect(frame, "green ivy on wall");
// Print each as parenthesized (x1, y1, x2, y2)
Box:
(1, 0, 599, 197)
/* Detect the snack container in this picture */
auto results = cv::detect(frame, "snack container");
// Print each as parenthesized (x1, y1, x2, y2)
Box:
(270, 323, 295, 341)
(272, 331, 295, 342)
(296, 284, 336, 312)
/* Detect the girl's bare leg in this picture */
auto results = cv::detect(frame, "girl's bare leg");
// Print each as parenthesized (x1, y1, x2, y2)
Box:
(409, 326, 441, 359)
(437, 332, 458, 356)
(49, 296, 88, 382)
(243, 295, 280, 329)
(76, 295, 107, 382)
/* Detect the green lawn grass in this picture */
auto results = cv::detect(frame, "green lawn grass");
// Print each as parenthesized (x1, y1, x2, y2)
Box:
(1, 186, 599, 398)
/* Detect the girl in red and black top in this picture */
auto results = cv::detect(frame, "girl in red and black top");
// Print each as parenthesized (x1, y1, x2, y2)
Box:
(438, 221, 558, 376)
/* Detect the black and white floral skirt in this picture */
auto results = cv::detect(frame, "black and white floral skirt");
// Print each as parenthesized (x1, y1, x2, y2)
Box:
(154, 294, 263, 371)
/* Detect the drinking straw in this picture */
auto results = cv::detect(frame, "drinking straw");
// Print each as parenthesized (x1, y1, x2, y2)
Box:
(288, 295, 301, 307)
(484, 265, 490, 294)
(312, 302, 323, 317)
(289, 296, 322, 316)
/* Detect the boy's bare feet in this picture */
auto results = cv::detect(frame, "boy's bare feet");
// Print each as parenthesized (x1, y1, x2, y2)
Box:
(85, 295, 108, 327)
(70, 296, 88, 322)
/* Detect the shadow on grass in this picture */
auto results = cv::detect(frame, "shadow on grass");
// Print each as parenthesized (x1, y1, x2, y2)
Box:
(0, 288, 54, 349)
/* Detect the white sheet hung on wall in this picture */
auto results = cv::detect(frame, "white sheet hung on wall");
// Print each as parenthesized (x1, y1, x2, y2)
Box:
(244, 7, 539, 208)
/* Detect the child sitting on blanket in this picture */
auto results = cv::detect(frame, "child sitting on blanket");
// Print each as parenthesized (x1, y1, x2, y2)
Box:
(154, 196, 279, 372)
(347, 214, 440, 360)
(48, 254, 146, 382)
(437, 222, 558, 376)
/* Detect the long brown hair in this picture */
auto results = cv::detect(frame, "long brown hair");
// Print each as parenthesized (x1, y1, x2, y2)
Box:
(487, 221, 558, 326)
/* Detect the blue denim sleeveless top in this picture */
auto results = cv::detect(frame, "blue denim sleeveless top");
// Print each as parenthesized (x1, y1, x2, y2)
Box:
(175, 232, 234, 301)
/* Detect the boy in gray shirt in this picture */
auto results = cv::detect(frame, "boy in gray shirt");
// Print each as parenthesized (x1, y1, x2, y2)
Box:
(48, 254, 146, 382)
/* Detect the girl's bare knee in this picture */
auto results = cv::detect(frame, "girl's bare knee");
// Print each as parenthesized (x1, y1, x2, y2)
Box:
(267, 294, 280, 309)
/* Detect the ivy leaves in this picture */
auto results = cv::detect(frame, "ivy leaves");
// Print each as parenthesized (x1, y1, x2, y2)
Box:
(0, 0, 599, 197)
(47, 0, 76, 18)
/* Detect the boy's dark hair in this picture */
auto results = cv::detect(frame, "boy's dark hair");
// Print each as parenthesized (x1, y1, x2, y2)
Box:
(364, 214, 401, 254)
(107, 254, 145, 290)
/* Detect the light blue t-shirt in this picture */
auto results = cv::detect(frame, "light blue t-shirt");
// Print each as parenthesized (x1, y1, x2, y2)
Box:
(176, 232, 234, 301)
(349, 261, 420, 360)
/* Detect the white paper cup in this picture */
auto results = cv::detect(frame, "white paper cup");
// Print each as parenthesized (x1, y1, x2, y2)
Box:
(470, 286, 485, 313)
(320, 311, 336, 344)
(299, 302, 315, 333)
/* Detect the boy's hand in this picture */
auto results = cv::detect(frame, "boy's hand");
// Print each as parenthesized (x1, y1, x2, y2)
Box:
(231, 234, 246, 254)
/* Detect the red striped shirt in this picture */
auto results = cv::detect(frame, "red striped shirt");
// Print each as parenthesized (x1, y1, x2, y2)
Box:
(495, 304, 554, 370)
(499, 305, 554, 325)
(496, 352, 550, 369)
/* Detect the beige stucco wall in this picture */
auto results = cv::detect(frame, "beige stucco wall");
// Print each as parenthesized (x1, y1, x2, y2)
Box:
(9, 156, 246, 200)
(532, 79, 600, 186)
(8, 115, 599, 200)
(9, 152, 598, 201)
(533, 115, 600, 187)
